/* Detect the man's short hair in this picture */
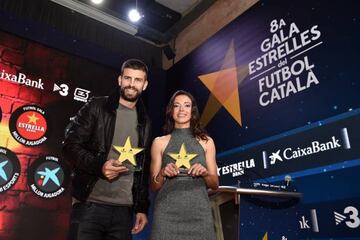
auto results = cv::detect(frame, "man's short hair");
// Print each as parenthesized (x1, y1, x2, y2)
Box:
(121, 59, 148, 80)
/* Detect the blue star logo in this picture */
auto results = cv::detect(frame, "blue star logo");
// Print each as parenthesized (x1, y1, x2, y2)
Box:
(0, 160, 9, 181)
(37, 167, 61, 187)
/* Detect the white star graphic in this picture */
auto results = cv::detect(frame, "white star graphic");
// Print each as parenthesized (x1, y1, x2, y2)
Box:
(269, 150, 282, 164)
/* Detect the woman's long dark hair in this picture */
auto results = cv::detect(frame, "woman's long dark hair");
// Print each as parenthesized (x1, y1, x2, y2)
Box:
(163, 90, 208, 141)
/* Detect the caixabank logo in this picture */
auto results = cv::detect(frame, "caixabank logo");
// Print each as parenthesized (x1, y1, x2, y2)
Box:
(9, 105, 49, 147)
(0, 69, 44, 89)
(27, 155, 69, 199)
(0, 147, 21, 193)
(262, 127, 351, 169)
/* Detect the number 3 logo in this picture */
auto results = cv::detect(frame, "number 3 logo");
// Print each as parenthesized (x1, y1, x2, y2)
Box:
(59, 84, 69, 96)
(344, 206, 360, 228)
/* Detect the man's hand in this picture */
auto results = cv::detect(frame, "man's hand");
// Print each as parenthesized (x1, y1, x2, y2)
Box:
(102, 159, 129, 180)
(131, 213, 148, 234)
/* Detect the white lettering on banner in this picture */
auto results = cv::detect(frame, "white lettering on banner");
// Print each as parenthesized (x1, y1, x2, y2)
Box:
(30, 184, 65, 198)
(11, 131, 26, 144)
(217, 158, 255, 177)
(248, 19, 323, 107)
(43, 188, 65, 198)
(23, 106, 36, 111)
(74, 88, 90, 102)
(53, 83, 69, 96)
(46, 156, 59, 162)
(17, 122, 45, 132)
(334, 206, 360, 228)
(258, 56, 319, 106)
(270, 136, 342, 165)
(25, 137, 47, 146)
(31, 184, 44, 197)
(299, 209, 319, 232)
(344, 206, 360, 228)
(0, 173, 19, 192)
(0, 70, 45, 89)
(299, 216, 310, 229)
(283, 136, 341, 160)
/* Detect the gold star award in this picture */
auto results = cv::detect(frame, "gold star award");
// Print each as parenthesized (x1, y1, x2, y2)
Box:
(167, 143, 197, 169)
(113, 136, 144, 166)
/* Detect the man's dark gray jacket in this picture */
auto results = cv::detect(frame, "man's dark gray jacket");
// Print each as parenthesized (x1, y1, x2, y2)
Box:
(63, 88, 151, 213)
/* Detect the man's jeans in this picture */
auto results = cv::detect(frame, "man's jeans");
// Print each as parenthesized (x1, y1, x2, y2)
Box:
(68, 202, 133, 240)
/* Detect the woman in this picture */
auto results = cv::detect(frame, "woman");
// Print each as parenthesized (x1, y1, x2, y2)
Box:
(150, 90, 218, 240)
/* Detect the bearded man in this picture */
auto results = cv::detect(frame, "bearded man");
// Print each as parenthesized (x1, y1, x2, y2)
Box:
(63, 59, 152, 240)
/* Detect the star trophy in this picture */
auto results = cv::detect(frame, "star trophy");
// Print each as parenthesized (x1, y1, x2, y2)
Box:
(112, 136, 144, 172)
(167, 143, 197, 177)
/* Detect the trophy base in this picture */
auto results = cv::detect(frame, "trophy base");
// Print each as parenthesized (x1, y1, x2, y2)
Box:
(178, 168, 189, 177)
(112, 161, 142, 172)
(112, 161, 123, 167)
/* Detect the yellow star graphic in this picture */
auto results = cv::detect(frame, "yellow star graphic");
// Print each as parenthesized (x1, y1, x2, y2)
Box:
(262, 232, 268, 240)
(27, 113, 40, 124)
(113, 136, 144, 166)
(198, 39, 248, 127)
(167, 143, 198, 169)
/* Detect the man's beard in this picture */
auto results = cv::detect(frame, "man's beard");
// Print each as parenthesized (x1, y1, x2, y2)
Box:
(120, 86, 141, 102)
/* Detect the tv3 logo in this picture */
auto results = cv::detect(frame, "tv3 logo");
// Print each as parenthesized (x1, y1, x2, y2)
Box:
(53, 83, 69, 96)
(334, 206, 360, 228)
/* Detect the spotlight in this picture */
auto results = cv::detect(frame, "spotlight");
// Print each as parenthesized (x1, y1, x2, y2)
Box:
(128, 9, 142, 22)
(91, 0, 103, 4)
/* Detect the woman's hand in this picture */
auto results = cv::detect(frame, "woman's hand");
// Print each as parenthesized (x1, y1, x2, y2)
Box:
(188, 163, 208, 177)
(162, 163, 179, 177)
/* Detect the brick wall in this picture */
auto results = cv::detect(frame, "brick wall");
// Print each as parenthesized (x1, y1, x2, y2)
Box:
(0, 31, 70, 240)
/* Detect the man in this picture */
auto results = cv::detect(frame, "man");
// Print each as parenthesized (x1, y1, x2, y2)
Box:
(63, 59, 151, 240)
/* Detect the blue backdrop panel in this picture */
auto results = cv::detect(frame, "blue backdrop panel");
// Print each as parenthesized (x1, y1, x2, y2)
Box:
(166, 0, 360, 239)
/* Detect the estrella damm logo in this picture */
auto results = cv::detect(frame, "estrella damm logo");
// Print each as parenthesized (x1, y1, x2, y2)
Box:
(9, 105, 49, 147)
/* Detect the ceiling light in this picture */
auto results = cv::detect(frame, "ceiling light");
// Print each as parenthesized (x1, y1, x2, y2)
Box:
(51, 0, 137, 35)
(128, 9, 142, 22)
(91, 0, 103, 4)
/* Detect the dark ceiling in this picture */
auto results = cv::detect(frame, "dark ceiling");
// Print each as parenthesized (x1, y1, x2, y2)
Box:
(0, 0, 216, 69)
(51, 0, 216, 45)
